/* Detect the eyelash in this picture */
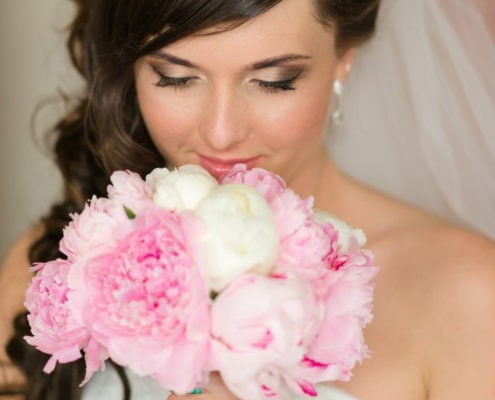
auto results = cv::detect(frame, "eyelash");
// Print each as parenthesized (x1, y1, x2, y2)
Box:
(152, 65, 302, 93)
(255, 71, 302, 93)
(153, 70, 194, 89)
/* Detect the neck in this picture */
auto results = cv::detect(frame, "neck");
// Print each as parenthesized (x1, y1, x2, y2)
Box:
(313, 155, 350, 212)
(288, 149, 348, 213)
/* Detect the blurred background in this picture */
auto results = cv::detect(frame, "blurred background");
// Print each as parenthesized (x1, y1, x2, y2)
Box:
(0, 0, 80, 257)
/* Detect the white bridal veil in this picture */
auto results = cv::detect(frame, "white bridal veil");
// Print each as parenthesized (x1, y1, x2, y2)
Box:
(327, 0, 495, 240)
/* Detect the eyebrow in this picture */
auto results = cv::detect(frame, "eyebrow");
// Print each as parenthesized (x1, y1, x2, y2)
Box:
(150, 52, 196, 68)
(149, 51, 312, 70)
(250, 54, 312, 70)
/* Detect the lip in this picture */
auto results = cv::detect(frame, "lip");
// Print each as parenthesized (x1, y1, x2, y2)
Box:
(198, 155, 260, 180)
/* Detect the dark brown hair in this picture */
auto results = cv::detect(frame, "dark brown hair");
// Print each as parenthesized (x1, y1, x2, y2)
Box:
(4, 1, 378, 398)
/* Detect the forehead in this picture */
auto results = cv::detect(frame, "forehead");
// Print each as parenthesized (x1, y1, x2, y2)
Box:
(159, 0, 334, 67)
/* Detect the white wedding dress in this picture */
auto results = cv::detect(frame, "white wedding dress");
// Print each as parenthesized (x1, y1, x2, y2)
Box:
(82, 367, 357, 400)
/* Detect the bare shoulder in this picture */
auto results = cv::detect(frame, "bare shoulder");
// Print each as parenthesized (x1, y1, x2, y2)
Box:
(372, 198, 495, 296)
(368, 193, 495, 399)
(384, 213, 495, 321)
(350, 182, 495, 283)
(0, 227, 43, 357)
(410, 224, 495, 399)
(0, 226, 42, 299)
(0, 227, 44, 395)
(363, 186, 495, 329)
(339, 180, 495, 398)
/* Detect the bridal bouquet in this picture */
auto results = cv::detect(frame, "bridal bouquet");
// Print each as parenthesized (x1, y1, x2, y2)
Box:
(24, 164, 377, 399)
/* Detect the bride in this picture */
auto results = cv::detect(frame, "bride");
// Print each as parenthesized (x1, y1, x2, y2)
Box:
(1, 0, 494, 399)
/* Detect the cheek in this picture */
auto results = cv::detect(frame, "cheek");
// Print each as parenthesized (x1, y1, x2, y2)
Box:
(134, 59, 201, 153)
(136, 86, 195, 152)
(253, 88, 332, 149)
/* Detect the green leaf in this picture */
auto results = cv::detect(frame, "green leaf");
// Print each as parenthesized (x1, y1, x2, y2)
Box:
(124, 206, 136, 220)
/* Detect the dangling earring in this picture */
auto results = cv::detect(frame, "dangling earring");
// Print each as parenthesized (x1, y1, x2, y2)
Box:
(332, 79, 344, 125)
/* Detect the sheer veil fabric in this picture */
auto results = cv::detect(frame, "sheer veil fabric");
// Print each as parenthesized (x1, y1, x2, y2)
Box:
(327, 0, 495, 239)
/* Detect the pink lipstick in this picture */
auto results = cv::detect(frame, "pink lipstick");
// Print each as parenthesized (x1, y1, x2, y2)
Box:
(199, 155, 259, 180)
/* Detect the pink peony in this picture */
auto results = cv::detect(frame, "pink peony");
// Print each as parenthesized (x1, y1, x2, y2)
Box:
(302, 224, 378, 382)
(210, 274, 323, 400)
(220, 164, 286, 203)
(67, 206, 211, 393)
(106, 170, 153, 215)
(24, 260, 105, 383)
(60, 196, 127, 260)
(24, 164, 378, 397)
(271, 191, 330, 282)
(60, 171, 153, 260)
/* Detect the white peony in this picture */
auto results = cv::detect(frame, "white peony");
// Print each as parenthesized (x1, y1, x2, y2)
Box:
(195, 183, 279, 292)
(145, 165, 218, 211)
(313, 209, 367, 251)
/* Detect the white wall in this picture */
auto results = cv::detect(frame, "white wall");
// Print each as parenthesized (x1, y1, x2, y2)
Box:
(0, 1, 81, 257)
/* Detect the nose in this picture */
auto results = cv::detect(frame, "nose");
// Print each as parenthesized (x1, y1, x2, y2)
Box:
(199, 86, 249, 151)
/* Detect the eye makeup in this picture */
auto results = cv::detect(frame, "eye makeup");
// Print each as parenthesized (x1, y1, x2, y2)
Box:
(151, 64, 197, 89)
(148, 55, 308, 93)
(253, 69, 304, 93)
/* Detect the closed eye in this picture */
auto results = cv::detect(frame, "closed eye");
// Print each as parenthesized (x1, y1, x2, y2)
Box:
(255, 70, 303, 93)
(152, 65, 196, 89)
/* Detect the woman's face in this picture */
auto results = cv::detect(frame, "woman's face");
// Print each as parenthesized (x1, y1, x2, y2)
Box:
(134, 0, 351, 190)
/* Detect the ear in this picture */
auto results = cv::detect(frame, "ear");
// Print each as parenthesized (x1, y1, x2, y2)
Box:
(334, 48, 356, 84)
